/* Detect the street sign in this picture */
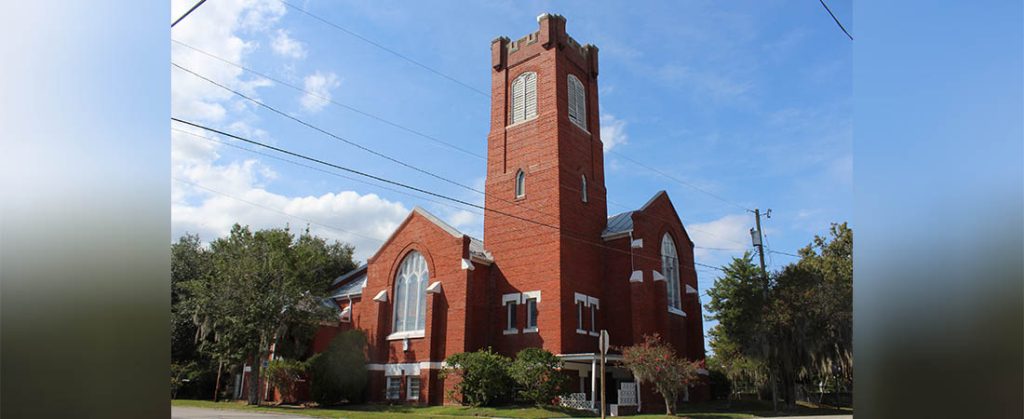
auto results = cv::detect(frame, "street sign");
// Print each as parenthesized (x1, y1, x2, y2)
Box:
(599, 330, 610, 355)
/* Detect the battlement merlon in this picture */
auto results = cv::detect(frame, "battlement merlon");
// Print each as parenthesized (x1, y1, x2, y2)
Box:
(490, 13, 599, 77)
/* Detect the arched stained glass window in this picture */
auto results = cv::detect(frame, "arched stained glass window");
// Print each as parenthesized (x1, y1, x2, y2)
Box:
(662, 234, 682, 311)
(392, 251, 429, 334)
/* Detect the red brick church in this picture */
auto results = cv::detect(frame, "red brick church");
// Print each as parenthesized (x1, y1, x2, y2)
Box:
(308, 13, 706, 412)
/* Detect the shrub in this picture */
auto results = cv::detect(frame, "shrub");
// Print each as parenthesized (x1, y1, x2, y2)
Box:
(440, 348, 512, 406)
(262, 358, 308, 404)
(621, 334, 701, 415)
(508, 347, 569, 405)
(309, 330, 368, 405)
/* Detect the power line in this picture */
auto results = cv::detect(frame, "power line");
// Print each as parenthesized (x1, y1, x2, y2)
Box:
(171, 0, 208, 28)
(172, 117, 725, 274)
(262, 3, 753, 215)
(173, 177, 387, 244)
(171, 127, 468, 212)
(171, 40, 486, 160)
(818, 0, 854, 40)
(767, 249, 802, 258)
(275, 0, 490, 98)
(172, 42, 748, 247)
(607, 150, 752, 212)
(174, 125, 738, 269)
(171, 61, 743, 251)
(172, 62, 487, 197)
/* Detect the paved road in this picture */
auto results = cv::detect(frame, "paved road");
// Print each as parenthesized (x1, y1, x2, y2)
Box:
(172, 406, 851, 419)
(172, 406, 317, 419)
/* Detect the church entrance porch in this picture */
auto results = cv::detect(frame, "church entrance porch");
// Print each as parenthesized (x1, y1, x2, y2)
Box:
(557, 353, 639, 414)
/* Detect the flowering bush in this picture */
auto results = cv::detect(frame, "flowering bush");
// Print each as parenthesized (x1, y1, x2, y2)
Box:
(621, 334, 700, 415)
(508, 347, 569, 406)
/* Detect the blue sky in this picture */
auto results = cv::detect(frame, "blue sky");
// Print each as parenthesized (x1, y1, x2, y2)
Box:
(170, 0, 852, 351)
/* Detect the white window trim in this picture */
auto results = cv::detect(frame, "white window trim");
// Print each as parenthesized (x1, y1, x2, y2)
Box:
(588, 296, 600, 335)
(387, 330, 426, 341)
(503, 293, 520, 334)
(668, 306, 687, 317)
(392, 252, 429, 336)
(505, 114, 539, 129)
(385, 376, 401, 400)
(406, 376, 420, 401)
(522, 290, 541, 332)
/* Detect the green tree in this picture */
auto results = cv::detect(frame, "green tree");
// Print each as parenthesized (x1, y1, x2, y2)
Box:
(440, 348, 513, 406)
(262, 358, 310, 404)
(178, 224, 356, 404)
(705, 222, 853, 408)
(508, 347, 569, 406)
(308, 330, 368, 405)
(706, 327, 768, 398)
(621, 334, 701, 415)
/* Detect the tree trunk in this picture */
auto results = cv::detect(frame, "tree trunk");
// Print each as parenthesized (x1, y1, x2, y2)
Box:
(248, 352, 261, 405)
(213, 361, 223, 402)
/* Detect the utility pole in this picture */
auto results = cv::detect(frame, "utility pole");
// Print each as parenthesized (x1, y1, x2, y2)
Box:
(750, 208, 777, 411)
(599, 330, 609, 419)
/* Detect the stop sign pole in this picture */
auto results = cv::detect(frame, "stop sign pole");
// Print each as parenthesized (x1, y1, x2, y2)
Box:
(599, 330, 609, 419)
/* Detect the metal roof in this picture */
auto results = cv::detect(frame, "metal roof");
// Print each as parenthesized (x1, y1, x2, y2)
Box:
(602, 211, 634, 238)
(329, 264, 367, 298)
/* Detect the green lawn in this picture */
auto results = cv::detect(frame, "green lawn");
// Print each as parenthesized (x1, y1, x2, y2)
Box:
(172, 399, 851, 419)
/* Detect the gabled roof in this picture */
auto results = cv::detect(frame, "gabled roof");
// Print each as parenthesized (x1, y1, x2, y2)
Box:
(329, 264, 367, 299)
(601, 190, 691, 243)
(369, 207, 494, 264)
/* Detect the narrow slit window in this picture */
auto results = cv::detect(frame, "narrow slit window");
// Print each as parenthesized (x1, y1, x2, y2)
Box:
(581, 175, 588, 203)
(515, 169, 526, 198)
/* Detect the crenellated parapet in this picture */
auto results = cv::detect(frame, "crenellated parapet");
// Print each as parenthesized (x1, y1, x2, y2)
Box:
(491, 13, 598, 78)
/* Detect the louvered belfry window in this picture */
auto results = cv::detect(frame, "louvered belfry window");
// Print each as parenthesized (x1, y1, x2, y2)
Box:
(510, 72, 537, 124)
(567, 74, 587, 130)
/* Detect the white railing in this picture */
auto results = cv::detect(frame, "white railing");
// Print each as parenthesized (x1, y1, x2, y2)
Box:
(559, 392, 592, 410)
(618, 382, 637, 406)
(617, 389, 637, 406)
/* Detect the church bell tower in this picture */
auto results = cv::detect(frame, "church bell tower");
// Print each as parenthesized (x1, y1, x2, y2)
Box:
(482, 14, 609, 354)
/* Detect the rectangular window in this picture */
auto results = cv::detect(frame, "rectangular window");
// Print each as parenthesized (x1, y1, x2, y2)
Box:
(574, 292, 588, 334)
(588, 297, 600, 335)
(386, 376, 401, 400)
(577, 301, 584, 331)
(507, 301, 517, 331)
(525, 298, 538, 331)
(406, 376, 421, 401)
(502, 293, 520, 334)
(521, 291, 541, 332)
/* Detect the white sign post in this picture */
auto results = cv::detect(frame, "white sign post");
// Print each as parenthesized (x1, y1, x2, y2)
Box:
(599, 330, 609, 419)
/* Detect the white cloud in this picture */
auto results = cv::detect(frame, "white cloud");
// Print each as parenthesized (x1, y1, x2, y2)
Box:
(300, 71, 340, 112)
(170, 0, 408, 262)
(689, 213, 752, 260)
(600, 113, 629, 152)
(173, 187, 409, 263)
(170, 0, 285, 122)
(270, 29, 307, 59)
